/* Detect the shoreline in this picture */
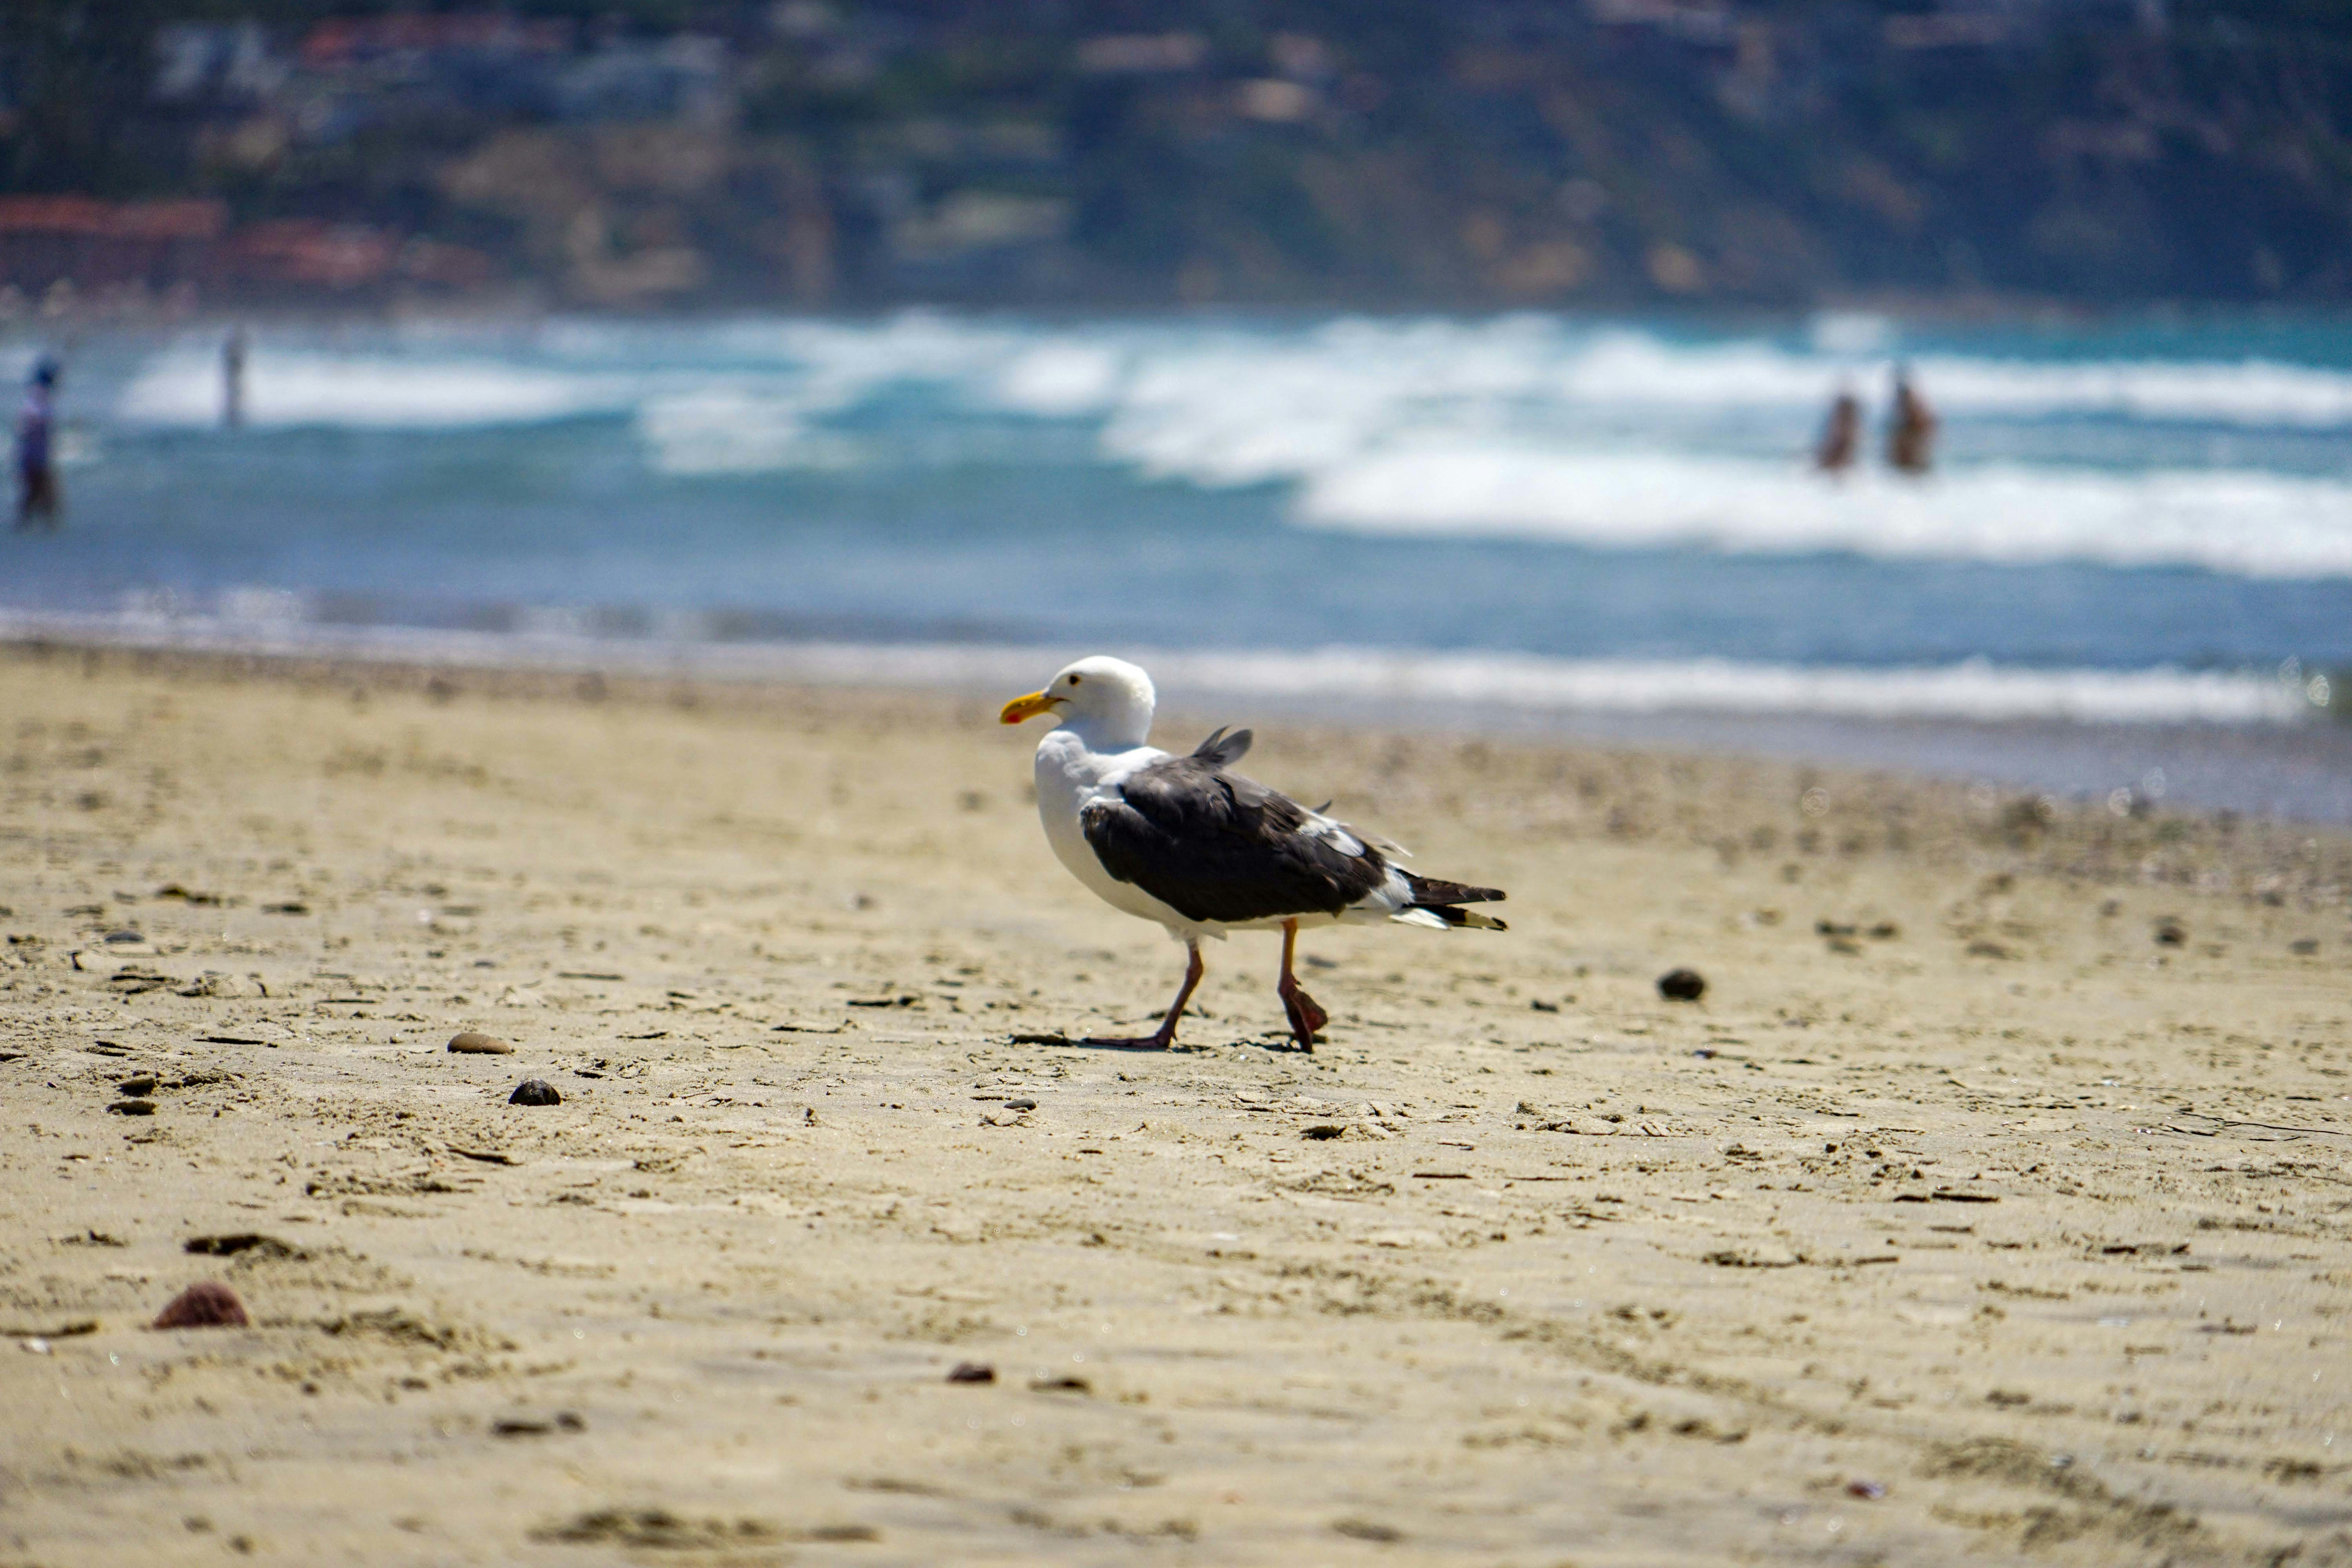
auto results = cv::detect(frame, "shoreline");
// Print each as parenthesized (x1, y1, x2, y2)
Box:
(4, 614, 2348, 825)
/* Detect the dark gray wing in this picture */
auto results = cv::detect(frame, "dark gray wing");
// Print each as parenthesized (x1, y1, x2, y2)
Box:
(1191, 726, 1252, 768)
(1080, 747, 1386, 925)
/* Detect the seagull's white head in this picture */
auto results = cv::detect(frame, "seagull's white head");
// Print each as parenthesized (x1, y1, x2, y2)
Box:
(999, 655, 1156, 747)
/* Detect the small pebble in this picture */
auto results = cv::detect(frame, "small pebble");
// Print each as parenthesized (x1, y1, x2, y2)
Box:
(1005, 1098, 1037, 1112)
(946, 1361, 996, 1384)
(510, 1078, 561, 1106)
(107, 1099, 157, 1116)
(1657, 968, 1707, 1002)
(116, 1076, 158, 1096)
(151, 1281, 248, 1330)
(1846, 1479, 1886, 1499)
(448, 1031, 514, 1055)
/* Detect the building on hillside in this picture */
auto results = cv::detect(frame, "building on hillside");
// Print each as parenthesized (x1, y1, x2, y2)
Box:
(0, 199, 228, 296)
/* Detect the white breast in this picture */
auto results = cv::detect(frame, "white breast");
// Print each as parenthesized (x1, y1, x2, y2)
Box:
(1033, 730, 1194, 931)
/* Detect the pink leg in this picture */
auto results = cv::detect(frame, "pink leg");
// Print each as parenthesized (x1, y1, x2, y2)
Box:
(1082, 940, 1204, 1049)
(1276, 919, 1328, 1051)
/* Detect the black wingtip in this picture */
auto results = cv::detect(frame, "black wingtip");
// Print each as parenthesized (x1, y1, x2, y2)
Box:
(1402, 871, 1507, 906)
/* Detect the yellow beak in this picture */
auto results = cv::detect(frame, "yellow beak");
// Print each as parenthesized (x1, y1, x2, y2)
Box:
(999, 690, 1062, 725)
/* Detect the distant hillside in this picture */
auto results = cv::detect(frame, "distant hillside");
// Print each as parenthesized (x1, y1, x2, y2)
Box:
(1, 0, 2347, 312)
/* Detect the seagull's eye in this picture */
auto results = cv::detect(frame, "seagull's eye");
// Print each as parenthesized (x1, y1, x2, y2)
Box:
(1068, 674, 1083, 686)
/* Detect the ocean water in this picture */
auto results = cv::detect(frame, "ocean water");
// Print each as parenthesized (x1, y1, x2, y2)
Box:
(6, 310, 2352, 817)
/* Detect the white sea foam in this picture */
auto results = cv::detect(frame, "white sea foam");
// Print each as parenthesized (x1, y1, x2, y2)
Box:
(1810, 312, 1897, 356)
(991, 340, 1127, 417)
(0, 608, 2314, 727)
(1150, 648, 2315, 725)
(746, 643, 2315, 726)
(634, 387, 858, 475)
(1540, 328, 2352, 424)
(1295, 448, 2352, 578)
(116, 347, 628, 428)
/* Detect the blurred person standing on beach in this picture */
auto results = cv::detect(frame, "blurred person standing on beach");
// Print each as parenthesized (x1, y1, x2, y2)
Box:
(223, 327, 247, 430)
(1888, 364, 1937, 475)
(15, 356, 60, 531)
(1813, 384, 1861, 474)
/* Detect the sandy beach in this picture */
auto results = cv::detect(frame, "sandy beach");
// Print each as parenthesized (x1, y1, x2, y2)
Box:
(1, 641, 2348, 1566)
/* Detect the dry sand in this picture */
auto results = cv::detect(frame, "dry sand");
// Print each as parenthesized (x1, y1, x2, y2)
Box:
(1, 643, 2349, 1566)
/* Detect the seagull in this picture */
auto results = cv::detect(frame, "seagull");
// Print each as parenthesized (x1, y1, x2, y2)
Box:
(1000, 656, 1506, 1051)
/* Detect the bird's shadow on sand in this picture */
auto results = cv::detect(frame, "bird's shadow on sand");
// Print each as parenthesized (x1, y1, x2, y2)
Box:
(1012, 1032, 1315, 1055)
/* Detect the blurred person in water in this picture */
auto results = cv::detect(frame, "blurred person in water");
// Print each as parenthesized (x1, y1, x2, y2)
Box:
(1888, 364, 1937, 475)
(15, 356, 59, 530)
(223, 326, 247, 430)
(1813, 383, 1860, 475)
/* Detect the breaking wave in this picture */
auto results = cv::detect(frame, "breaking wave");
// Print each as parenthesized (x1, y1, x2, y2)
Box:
(1294, 449, 2352, 579)
(100, 312, 2352, 579)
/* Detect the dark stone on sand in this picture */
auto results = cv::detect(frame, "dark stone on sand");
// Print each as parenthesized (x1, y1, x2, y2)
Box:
(1029, 1376, 1091, 1394)
(494, 1411, 586, 1436)
(1657, 968, 1707, 1002)
(151, 1281, 248, 1329)
(1004, 1098, 1037, 1112)
(184, 1233, 304, 1259)
(116, 1076, 157, 1096)
(448, 1031, 514, 1055)
(537, 1510, 783, 1550)
(107, 1099, 157, 1116)
(510, 1078, 561, 1106)
(2154, 917, 2187, 947)
(946, 1361, 996, 1383)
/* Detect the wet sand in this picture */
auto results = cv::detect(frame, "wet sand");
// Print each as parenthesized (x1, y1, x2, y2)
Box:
(1, 643, 2349, 1566)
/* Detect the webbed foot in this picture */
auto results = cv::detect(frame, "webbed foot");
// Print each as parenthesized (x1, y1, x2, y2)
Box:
(1279, 982, 1327, 1051)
